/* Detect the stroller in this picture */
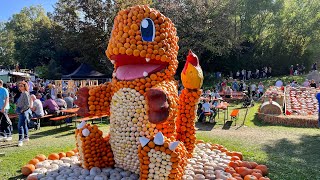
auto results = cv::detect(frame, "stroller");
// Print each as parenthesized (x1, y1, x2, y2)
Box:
(242, 92, 254, 108)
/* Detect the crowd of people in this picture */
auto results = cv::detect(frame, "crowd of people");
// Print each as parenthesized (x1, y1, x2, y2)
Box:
(231, 67, 272, 81)
(0, 79, 78, 147)
(289, 64, 307, 76)
(196, 77, 264, 123)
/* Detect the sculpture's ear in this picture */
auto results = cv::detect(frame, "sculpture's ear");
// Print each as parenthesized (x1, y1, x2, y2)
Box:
(169, 141, 180, 151)
(154, 132, 165, 145)
(77, 120, 86, 129)
(139, 137, 150, 147)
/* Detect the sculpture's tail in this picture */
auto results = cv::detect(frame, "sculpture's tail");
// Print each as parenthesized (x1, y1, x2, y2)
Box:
(176, 88, 202, 158)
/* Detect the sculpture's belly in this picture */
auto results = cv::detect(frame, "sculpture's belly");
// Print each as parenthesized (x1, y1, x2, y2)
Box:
(110, 88, 156, 174)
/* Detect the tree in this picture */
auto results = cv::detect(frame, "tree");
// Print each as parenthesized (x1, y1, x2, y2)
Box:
(5, 6, 57, 69)
(0, 23, 16, 68)
(52, 0, 118, 75)
(154, 0, 237, 73)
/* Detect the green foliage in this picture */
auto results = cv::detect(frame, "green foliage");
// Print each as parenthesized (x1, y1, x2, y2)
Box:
(0, 23, 16, 68)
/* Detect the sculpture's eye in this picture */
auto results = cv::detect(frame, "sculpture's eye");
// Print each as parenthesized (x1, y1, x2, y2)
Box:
(140, 18, 155, 42)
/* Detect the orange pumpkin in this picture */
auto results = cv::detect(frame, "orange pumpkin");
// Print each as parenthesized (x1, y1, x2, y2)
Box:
(252, 169, 263, 174)
(21, 164, 35, 176)
(225, 167, 236, 174)
(58, 152, 66, 159)
(231, 156, 241, 161)
(72, 148, 78, 153)
(48, 153, 60, 160)
(255, 165, 268, 176)
(66, 151, 75, 157)
(236, 167, 253, 177)
(249, 161, 258, 168)
(35, 154, 46, 162)
(26, 174, 38, 180)
(232, 151, 243, 160)
(259, 177, 270, 180)
(244, 175, 258, 180)
(232, 173, 242, 177)
(240, 161, 252, 169)
(28, 159, 39, 166)
(229, 160, 241, 169)
(231, 176, 244, 180)
(252, 172, 263, 179)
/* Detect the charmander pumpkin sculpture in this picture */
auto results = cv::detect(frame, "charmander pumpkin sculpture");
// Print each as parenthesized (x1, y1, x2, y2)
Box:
(75, 5, 203, 179)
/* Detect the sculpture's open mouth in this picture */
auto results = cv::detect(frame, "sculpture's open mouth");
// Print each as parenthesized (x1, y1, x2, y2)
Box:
(110, 55, 169, 81)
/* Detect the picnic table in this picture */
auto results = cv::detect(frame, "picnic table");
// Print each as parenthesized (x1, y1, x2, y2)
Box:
(49, 108, 79, 128)
(60, 108, 79, 114)
(216, 102, 229, 122)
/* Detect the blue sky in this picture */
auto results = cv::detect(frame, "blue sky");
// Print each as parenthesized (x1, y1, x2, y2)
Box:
(0, 0, 58, 22)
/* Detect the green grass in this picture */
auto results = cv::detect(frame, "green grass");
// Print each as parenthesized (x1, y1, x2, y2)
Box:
(196, 130, 320, 180)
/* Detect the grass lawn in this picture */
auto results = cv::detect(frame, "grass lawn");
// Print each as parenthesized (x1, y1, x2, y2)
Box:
(0, 100, 319, 179)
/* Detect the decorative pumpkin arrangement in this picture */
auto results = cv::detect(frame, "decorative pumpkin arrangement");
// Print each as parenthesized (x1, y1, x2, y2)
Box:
(75, 121, 115, 169)
(285, 86, 319, 116)
(21, 148, 78, 177)
(72, 4, 204, 175)
(20, 5, 273, 180)
(138, 132, 187, 180)
(22, 142, 271, 180)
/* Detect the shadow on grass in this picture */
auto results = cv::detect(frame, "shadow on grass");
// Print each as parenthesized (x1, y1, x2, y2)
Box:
(29, 125, 75, 140)
(195, 122, 216, 131)
(263, 134, 320, 180)
(222, 121, 233, 130)
(8, 174, 24, 180)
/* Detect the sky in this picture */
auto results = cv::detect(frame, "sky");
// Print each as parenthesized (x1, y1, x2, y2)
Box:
(0, 0, 58, 22)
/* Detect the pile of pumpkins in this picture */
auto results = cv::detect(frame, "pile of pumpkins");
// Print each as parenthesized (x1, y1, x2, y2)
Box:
(21, 142, 271, 180)
(211, 143, 270, 180)
(21, 149, 78, 179)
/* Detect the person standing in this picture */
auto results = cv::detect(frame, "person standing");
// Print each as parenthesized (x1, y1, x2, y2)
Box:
(16, 81, 32, 147)
(316, 92, 320, 128)
(0, 80, 12, 141)
(27, 79, 34, 92)
(258, 82, 264, 98)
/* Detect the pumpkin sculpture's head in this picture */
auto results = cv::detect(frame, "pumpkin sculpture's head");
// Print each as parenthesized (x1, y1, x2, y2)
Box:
(106, 5, 179, 81)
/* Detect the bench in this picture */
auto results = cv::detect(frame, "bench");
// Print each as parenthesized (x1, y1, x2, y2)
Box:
(50, 115, 71, 128)
(30, 114, 54, 130)
(229, 109, 240, 126)
(74, 114, 109, 125)
(8, 114, 18, 119)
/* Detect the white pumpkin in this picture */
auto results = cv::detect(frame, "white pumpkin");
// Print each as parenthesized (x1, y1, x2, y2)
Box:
(81, 169, 90, 175)
(90, 167, 101, 176)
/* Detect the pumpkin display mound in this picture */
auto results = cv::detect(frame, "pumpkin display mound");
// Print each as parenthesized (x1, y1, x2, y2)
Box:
(23, 143, 271, 180)
(258, 86, 319, 128)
